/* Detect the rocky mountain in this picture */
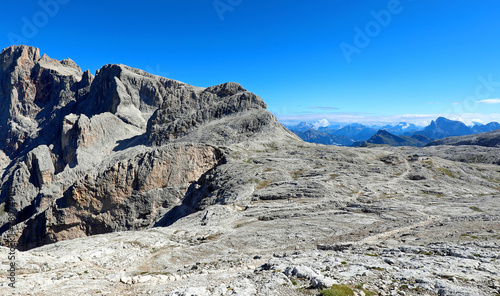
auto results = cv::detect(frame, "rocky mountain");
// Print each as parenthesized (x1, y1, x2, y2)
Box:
(292, 129, 355, 146)
(380, 122, 421, 135)
(289, 122, 314, 132)
(472, 122, 500, 133)
(0, 45, 297, 251)
(353, 130, 432, 147)
(417, 117, 472, 139)
(426, 128, 500, 148)
(290, 123, 376, 146)
(1, 46, 499, 296)
(331, 123, 377, 141)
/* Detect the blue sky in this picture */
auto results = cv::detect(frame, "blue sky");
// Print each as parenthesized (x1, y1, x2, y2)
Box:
(1, 0, 500, 126)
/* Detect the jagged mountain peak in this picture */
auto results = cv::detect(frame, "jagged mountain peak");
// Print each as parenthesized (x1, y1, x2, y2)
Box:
(0, 45, 296, 250)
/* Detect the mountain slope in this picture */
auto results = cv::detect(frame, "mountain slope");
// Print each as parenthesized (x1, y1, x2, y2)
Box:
(353, 130, 431, 147)
(426, 128, 500, 147)
(0, 45, 298, 250)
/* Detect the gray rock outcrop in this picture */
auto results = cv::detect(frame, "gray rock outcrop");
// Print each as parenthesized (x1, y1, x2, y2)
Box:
(0, 45, 86, 157)
(0, 45, 294, 250)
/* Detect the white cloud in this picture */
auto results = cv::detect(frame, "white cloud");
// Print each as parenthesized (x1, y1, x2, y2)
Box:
(313, 119, 329, 129)
(478, 98, 500, 104)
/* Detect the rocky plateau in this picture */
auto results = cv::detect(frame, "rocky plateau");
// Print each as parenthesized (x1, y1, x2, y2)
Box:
(0, 46, 499, 295)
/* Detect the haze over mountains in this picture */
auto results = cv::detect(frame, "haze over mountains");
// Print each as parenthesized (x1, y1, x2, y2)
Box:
(288, 117, 500, 147)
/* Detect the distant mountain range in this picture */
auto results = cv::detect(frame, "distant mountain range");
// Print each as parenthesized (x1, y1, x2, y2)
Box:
(288, 117, 500, 147)
(353, 130, 432, 147)
(292, 130, 355, 146)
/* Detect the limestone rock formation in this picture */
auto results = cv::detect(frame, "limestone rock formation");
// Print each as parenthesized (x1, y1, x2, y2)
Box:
(1, 46, 499, 296)
(77, 64, 204, 129)
(0, 45, 86, 157)
(0, 45, 293, 250)
(147, 82, 294, 146)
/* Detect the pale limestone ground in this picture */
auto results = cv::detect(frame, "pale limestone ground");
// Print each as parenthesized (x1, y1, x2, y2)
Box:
(1, 143, 499, 296)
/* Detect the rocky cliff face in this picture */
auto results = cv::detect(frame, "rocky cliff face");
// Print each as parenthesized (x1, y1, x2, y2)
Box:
(0, 45, 295, 250)
(0, 45, 88, 158)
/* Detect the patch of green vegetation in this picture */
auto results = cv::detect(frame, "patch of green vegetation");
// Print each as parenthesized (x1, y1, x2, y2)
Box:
(264, 142, 278, 152)
(320, 284, 354, 296)
(355, 284, 376, 295)
(0, 203, 5, 216)
(437, 167, 456, 178)
(290, 278, 298, 285)
(341, 261, 347, 265)
(371, 266, 384, 271)
(365, 253, 379, 257)
(263, 168, 273, 172)
(291, 169, 307, 179)
(423, 160, 433, 167)
(256, 180, 273, 190)
(460, 233, 479, 239)
(330, 174, 340, 179)
(419, 251, 433, 256)
(469, 206, 483, 212)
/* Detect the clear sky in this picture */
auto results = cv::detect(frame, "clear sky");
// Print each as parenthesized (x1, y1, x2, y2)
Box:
(1, 0, 500, 126)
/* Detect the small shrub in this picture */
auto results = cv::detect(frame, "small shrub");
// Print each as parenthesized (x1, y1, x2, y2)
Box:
(419, 251, 433, 256)
(469, 206, 483, 212)
(320, 284, 354, 296)
(437, 167, 455, 178)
